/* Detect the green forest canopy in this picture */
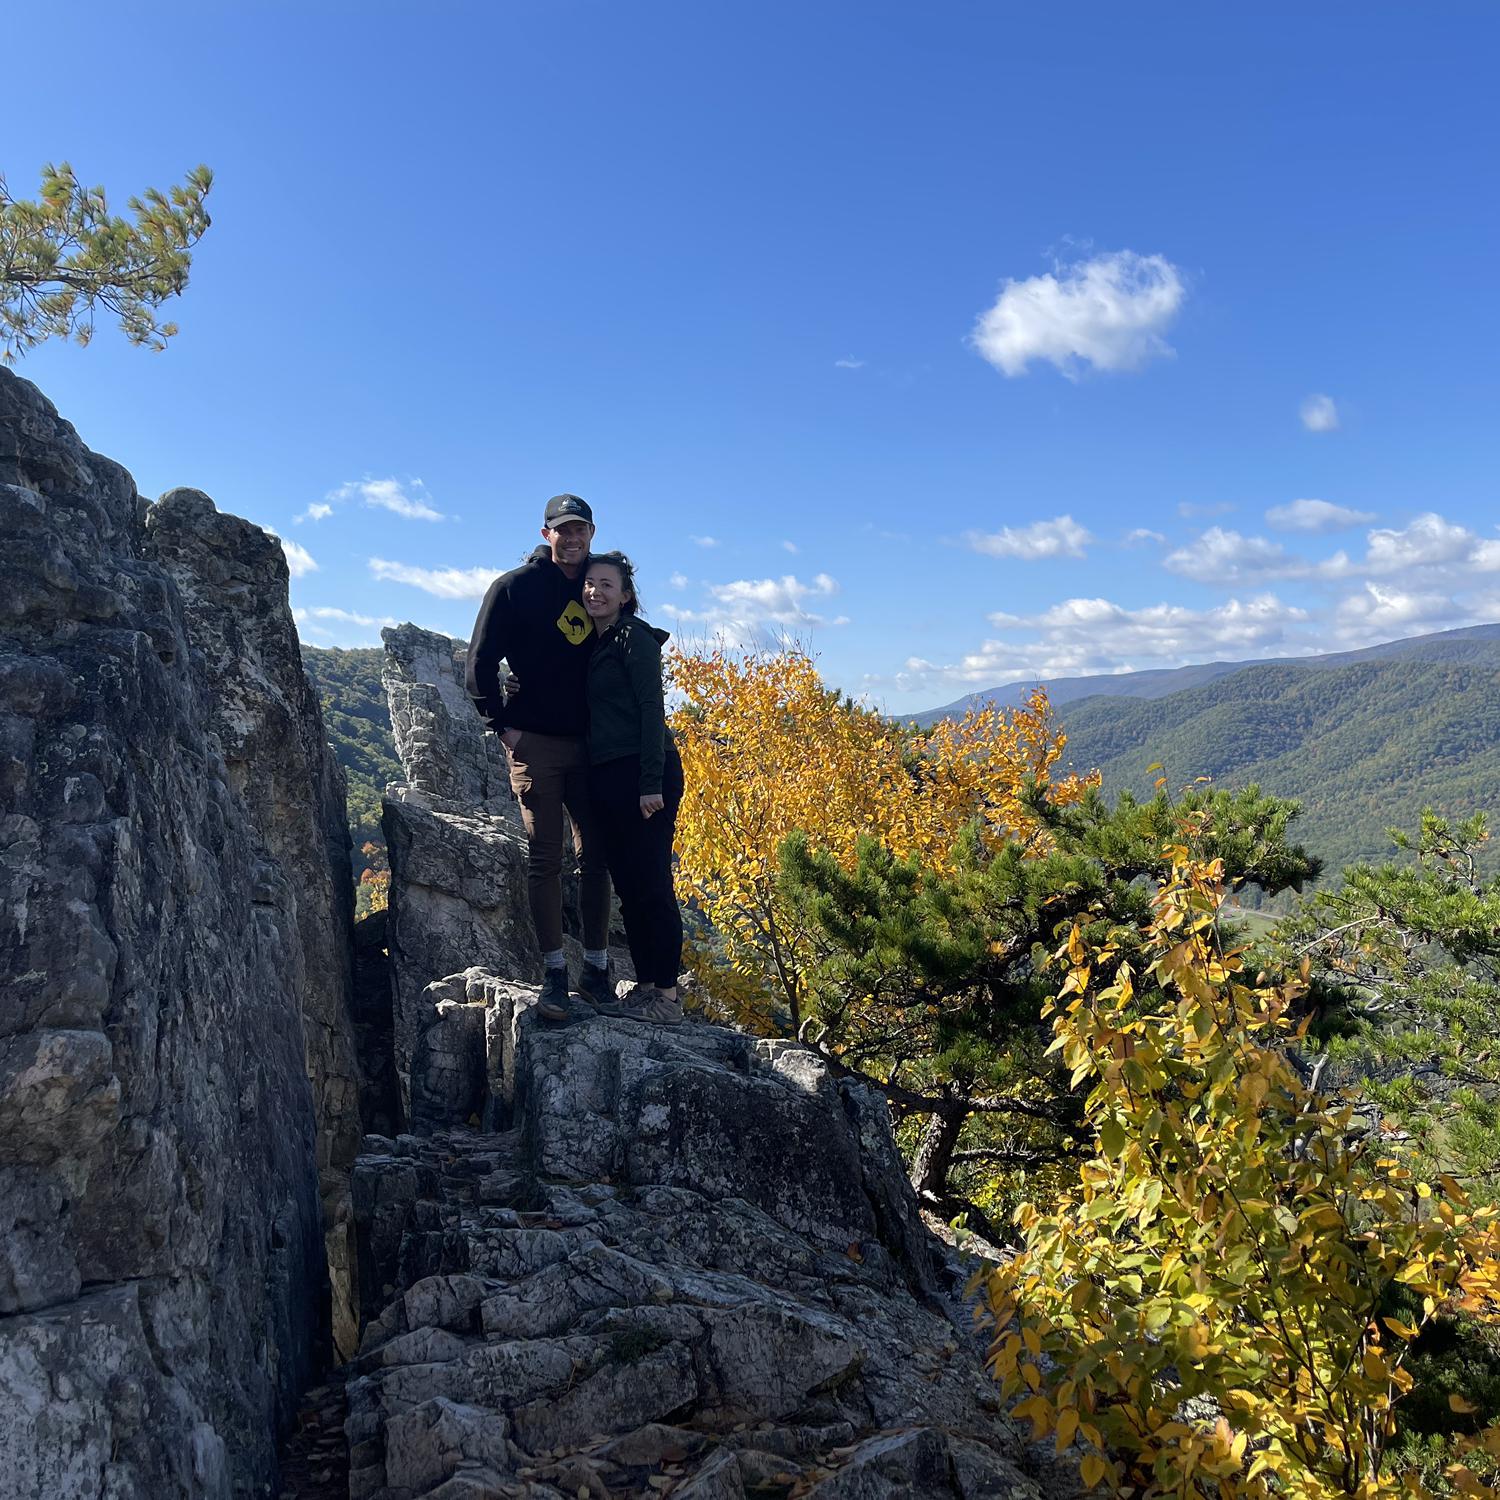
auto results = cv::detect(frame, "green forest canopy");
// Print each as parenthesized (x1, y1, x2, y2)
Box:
(302, 646, 399, 857)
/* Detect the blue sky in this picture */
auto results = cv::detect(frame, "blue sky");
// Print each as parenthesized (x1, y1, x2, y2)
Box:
(9, 2, 1499, 714)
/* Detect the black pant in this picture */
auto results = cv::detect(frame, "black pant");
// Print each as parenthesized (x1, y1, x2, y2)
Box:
(589, 746, 684, 989)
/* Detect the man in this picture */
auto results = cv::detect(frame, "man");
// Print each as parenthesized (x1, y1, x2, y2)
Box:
(466, 493, 613, 1016)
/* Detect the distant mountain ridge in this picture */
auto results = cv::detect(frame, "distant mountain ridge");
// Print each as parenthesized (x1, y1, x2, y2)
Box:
(910, 622, 1500, 727)
(1051, 631, 1500, 877)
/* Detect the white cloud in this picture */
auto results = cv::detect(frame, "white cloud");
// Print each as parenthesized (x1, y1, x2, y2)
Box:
(1167, 512, 1500, 589)
(331, 478, 445, 522)
(275, 537, 318, 577)
(1300, 394, 1339, 432)
(669, 572, 689, 590)
(691, 535, 719, 549)
(662, 573, 847, 646)
(1162, 527, 1342, 584)
(886, 592, 1310, 696)
(970, 249, 1186, 379)
(368, 558, 497, 598)
(294, 605, 400, 629)
(1265, 498, 1375, 533)
(966, 514, 1093, 561)
(781, 540, 799, 554)
(834, 357, 865, 369)
(1332, 583, 1480, 646)
(296, 502, 333, 524)
(1124, 528, 1165, 546)
(1363, 513, 1500, 575)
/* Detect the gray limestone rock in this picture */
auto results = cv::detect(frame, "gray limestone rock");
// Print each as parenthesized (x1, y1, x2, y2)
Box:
(381, 624, 513, 815)
(346, 987, 1051, 1499)
(0, 368, 359, 1497)
(379, 627, 536, 1121)
(145, 483, 364, 1358)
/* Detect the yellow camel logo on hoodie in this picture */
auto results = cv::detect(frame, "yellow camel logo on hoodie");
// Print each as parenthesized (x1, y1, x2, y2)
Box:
(556, 599, 593, 644)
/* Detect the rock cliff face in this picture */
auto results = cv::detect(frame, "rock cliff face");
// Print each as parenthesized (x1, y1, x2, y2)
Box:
(146, 486, 365, 1359)
(378, 625, 536, 1122)
(0, 370, 359, 1497)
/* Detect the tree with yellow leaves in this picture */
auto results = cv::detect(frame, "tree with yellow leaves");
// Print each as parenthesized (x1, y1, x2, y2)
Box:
(669, 646, 1317, 1234)
(984, 847, 1500, 1498)
(669, 645, 1089, 1030)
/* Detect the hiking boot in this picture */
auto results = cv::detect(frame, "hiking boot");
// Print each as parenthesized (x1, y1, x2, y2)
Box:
(576, 960, 614, 1011)
(537, 967, 593, 1023)
(597, 983, 683, 1026)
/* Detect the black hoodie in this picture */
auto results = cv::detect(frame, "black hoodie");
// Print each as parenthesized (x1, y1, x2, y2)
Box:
(466, 546, 595, 736)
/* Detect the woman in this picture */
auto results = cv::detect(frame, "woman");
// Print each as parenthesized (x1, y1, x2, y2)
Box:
(580, 550, 685, 1025)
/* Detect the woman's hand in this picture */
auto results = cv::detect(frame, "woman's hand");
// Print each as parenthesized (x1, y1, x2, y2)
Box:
(640, 793, 664, 819)
(499, 664, 521, 697)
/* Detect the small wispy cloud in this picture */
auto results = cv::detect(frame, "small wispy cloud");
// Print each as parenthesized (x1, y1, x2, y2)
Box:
(662, 573, 847, 645)
(294, 606, 400, 629)
(1301, 394, 1339, 433)
(669, 572, 689, 590)
(884, 592, 1309, 696)
(781, 540, 799, 554)
(834, 356, 865, 369)
(970, 249, 1187, 379)
(1124, 528, 1166, 546)
(1178, 500, 1235, 519)
(331, 478, 446, 522)
(295, 502, 334, 525)
(966, 514, 1093, 561)
(368, 558, 497, 598)
(271, 535, 318, 576)
(1265, 498, 1374, 533)
(692, 536, 719, 549)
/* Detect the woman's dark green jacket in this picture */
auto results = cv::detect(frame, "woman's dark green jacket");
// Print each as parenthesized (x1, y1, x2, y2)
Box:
(586, 614, 673, 794)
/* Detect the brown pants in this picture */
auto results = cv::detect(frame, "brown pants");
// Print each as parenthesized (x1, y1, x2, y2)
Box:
(505, 730, 612, 955)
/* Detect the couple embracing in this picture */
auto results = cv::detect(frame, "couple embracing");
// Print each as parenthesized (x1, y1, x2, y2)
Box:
(465, 494, 685, 1026)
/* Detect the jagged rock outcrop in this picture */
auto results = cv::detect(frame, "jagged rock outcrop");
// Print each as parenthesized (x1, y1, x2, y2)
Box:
(0, 369, 358, 1497)
(347, 975, 1047, 1498)
(381, 625, 513, 815)
(146, 486, 365, 1359)
(378, 626, 536, 1123)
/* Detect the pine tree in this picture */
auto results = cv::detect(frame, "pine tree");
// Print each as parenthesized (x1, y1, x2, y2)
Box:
(778, 782, 1319, 1235)
(1, 162, 213, 362)
(1270, 811, 1500, 1188)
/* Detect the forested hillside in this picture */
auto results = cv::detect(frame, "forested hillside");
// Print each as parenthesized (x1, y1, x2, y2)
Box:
(1058, 649, 1500, 875)
(301, 646, 400, 851)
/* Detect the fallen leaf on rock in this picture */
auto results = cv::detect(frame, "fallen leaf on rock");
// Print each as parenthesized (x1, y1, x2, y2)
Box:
(846, 1243, 863, 1262)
